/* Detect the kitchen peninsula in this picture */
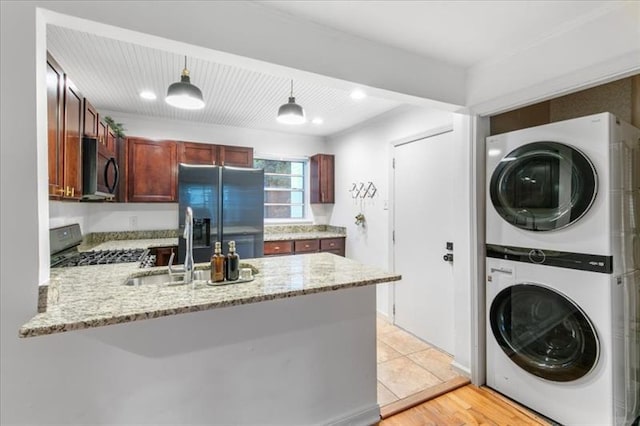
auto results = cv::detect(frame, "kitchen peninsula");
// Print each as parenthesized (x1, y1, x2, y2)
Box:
(21, 252, 399, 337)
(21, 251, 399, 425)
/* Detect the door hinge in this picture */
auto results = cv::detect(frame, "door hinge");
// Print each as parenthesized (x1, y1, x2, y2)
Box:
(393, 304, 396, 315)
(392, 230, 395, 244)
(392, 158, 395, 169)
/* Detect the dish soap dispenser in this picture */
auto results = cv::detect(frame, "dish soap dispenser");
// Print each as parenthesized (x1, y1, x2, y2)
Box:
(226, 241, 240, 281)
(211, 242, 225, 283)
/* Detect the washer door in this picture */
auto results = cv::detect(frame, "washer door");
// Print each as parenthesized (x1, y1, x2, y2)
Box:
(490, 284, 599, 382)
(490, 142, 597, 231)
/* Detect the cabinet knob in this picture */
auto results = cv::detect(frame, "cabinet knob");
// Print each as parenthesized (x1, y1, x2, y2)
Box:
(304, 244, 310, 248)
(274, 246, 280, 250)
(330, 243, 335, 247)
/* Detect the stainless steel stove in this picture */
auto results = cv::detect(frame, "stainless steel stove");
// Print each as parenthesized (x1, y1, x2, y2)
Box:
(50, 224, 150, 268)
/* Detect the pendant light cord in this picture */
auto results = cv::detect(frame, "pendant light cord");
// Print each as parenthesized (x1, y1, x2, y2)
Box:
(290, 80, 294, 97)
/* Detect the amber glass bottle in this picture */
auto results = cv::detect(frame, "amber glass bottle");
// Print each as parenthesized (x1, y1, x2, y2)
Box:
(226, 241, 240, 281)
(211, 242, 225, 282)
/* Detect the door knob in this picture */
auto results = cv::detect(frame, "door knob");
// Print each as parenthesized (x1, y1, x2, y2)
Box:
(443, 253, 453, 262)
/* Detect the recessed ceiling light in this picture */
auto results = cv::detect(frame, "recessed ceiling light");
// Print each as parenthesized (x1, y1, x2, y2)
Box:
(350, 89, 367, 100)
(139, 91, 157, 100)
(312, 117, 324, 125)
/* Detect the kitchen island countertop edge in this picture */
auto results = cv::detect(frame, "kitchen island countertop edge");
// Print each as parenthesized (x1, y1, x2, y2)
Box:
(20, 253, 400, 338)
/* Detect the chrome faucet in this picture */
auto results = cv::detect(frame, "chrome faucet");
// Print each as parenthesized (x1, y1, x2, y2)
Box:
(168, 206, 194, 285)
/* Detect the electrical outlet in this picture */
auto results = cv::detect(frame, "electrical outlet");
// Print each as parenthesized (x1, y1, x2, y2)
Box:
(129, 216, 138, 229)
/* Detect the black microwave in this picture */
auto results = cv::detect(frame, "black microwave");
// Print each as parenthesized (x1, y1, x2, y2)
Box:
(82, 137, 119, 200)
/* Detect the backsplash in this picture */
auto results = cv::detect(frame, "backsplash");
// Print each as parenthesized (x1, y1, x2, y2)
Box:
(85, 229, 179, 245)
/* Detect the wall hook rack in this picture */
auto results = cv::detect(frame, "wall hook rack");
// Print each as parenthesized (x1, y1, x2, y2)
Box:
(349, 181, 377, 199)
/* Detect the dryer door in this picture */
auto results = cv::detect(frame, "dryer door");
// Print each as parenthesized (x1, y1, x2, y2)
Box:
(490, 142, 597, 231)
(490, 284, 599, 382)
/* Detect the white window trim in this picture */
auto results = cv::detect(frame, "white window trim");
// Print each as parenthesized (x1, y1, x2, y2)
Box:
(254, 155, 312, 223)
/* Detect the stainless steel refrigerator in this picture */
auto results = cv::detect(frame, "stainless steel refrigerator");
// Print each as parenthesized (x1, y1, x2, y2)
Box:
(178, 164, 264, 262)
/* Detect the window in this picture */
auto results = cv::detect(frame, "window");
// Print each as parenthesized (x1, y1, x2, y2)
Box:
(254, 158, 306, 220)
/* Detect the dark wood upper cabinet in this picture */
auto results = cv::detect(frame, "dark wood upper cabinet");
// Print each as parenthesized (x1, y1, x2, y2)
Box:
(62, 78, 83, 200)
(47, 54, 64, 199)
(219, 145, 253, 167)
(98, 119, 108, 147)
(178, 142, 217, 165)
(126, 137, 177, 202)
(83, 98, 99, 138)
(310, 153, 334, 204)
(106, 125, 117, 154)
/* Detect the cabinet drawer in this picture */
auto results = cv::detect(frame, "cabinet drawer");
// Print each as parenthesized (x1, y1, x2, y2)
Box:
(294, 239, 320, 253)
(320, 238, 344, 251)
(264, 241, 293, 255)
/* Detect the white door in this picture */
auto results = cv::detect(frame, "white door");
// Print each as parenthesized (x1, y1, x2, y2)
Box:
(393, 130, 455, 354)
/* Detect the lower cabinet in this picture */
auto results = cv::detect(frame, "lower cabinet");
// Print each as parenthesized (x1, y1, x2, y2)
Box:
(152, 245, 178, 267)
(264, 237, 345, 257)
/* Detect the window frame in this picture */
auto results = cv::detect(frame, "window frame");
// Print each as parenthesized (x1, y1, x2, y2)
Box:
(254, 155, 311, 223)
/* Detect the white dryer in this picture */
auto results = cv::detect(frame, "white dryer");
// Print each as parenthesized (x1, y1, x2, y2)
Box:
(486, 112, 640, 256)
(486, 249, 639, 426)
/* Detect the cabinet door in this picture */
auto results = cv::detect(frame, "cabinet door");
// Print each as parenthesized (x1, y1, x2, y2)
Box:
(219, 145, 253, 167)
(153, 246, 178, 266)
(320, 237, 345, 257)
(98, 120, 108, 148)
(178, 142, 217, 165)
(63, 78, 83, 200)
(127, 138, 177, 202)
(294, 239, 320, 253)
(310, 154, 335, 203)
(83, 98, 99, 137)
(106, 126, 117, 155)
(47, 54, 64, 199)
(264, 241, 294, 256)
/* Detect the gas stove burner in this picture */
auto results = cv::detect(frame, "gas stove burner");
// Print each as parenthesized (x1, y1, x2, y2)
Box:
(52, 248, 148, 268)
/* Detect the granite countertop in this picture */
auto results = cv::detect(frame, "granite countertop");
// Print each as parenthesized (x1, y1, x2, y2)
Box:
(21, 253, 400, 338)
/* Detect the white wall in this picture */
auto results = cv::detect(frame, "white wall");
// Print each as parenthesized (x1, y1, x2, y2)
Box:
(327, 106, 474, 372)
(467, 2, 640, 114)
(48, 112, 328, 233)
(327, 105, 454, 314)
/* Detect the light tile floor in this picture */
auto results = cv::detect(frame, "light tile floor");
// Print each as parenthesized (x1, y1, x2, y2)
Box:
(376, 315, 463, 406)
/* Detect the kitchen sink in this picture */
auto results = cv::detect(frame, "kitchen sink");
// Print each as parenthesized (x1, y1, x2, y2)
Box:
(124, 264, 258, 286)
(124, 270, 211, 286)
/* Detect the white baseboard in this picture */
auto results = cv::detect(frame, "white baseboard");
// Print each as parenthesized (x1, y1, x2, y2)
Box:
(326, 404, 381, 426)
(376, 310, 390, 322)
(451, 360, 471, 378)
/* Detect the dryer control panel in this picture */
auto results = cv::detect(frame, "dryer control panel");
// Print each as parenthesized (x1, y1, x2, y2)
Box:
(486, 244, 613, 274)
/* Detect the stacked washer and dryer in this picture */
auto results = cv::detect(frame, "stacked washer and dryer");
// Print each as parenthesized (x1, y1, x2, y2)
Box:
(485, 112, 640, 425)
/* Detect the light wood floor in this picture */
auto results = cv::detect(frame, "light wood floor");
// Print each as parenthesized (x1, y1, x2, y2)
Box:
(379, 384, 552, 426)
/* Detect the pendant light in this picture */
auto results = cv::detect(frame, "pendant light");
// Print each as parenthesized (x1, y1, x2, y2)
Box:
(165, 56, 205, 110)
(277, 80, 305, 125)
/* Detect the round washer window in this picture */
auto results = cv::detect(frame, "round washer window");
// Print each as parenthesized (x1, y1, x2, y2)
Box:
(490, 284, 599, 382)
(490, 142, 597, 231)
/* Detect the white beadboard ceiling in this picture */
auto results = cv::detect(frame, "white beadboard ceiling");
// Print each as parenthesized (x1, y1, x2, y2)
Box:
(46, 25, 401, 137)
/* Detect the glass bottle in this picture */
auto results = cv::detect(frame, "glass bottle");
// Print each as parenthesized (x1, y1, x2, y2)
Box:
(226, 241, 240, 281)
(212, 242, 225, 282)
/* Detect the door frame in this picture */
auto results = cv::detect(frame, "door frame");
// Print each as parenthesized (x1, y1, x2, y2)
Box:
(387, 116, 486, 385)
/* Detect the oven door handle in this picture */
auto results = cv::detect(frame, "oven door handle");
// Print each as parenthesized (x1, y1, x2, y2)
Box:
(105, 157, 119, 194)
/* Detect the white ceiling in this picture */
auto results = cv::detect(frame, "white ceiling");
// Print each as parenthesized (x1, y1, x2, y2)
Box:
(256, 0, 616, 69)
(46, 25, 401, 137)
(46, 1, 628, 137)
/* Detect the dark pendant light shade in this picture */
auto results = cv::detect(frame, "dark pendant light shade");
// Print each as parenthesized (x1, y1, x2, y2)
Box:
(277, 80, 305, 125)
(166, 56, 205, 110)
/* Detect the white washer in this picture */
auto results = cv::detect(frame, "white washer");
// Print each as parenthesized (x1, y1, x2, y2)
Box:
(486, 254, 637, 425)
(486, 112, 639, 257)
